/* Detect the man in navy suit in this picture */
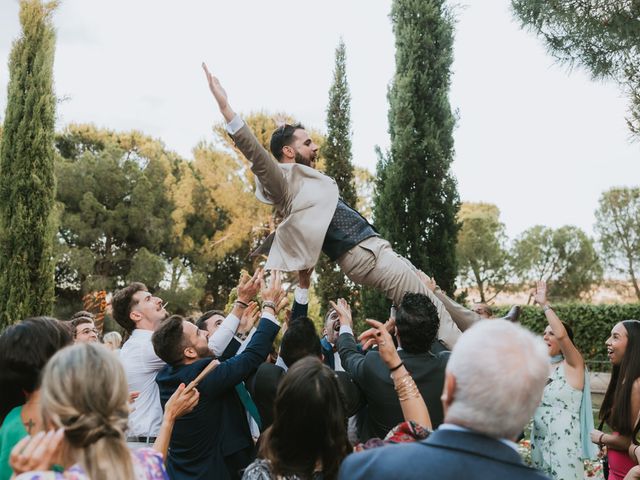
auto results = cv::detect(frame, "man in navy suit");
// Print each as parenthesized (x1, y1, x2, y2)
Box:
(338, 320, 552, 480)
(153, 273, 284, 480)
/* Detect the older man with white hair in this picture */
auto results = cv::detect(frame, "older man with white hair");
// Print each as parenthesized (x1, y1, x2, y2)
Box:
(338, 320, 552, 480)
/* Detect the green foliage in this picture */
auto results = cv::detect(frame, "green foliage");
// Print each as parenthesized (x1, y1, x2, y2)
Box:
(511, 0, 640, 137)
(0, 0, 58, 327)
(595, 187, 640, 301)
(511, 225, 602, 300)
(373, 0, 460, 299)
(317, 39, 358, 317)
(457, 203, 511, 302)
(494, 303, 640, 364)
(54, 127, 176, 293)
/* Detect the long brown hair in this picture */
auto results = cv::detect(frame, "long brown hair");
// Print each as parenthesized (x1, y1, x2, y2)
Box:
(40, 343, 135, 480)
(600, 320, 640, 435)
(259, 357, 351, 480)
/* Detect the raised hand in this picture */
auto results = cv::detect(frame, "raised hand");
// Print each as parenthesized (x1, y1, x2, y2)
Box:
(533, 280, 548, 306)
(237, 269, 262, 304)
(416, 270, 437, 292)
(260, 271, 286, 314)
(202, 62, 235, 122)
(329, 298, 353, 328)
(359, 318, 400, 367)
(297, 267, 313, 289)
(239, 301, 260, 333)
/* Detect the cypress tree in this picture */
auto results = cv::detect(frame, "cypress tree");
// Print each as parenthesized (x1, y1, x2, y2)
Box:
(0, 0, 58, 327)
(374, 0, 460, 297)
(316, 39, 359, 317)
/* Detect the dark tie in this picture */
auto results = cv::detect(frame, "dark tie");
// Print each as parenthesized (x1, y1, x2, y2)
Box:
(235, 382, 262, 430)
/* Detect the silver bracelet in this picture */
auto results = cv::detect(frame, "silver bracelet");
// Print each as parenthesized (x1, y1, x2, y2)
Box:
(262, 301, 276, 311)
(543, 304, 553, 313)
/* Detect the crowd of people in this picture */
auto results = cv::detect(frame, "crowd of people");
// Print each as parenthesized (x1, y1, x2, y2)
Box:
(0, 64, 639, 480)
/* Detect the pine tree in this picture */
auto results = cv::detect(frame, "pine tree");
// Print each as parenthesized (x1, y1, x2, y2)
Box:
(316, 39, 359, 318)
(0, 0, 58, 327)
(372, 0, 460, 306)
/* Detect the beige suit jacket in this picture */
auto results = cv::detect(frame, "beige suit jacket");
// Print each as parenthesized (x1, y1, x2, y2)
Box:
(231, 123, 339, 271)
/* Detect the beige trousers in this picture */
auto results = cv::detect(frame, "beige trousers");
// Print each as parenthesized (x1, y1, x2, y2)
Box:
(337, 236, 481, 349)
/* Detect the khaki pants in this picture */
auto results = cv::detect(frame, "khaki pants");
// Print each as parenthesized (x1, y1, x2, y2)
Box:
(337, 236, 481, 349)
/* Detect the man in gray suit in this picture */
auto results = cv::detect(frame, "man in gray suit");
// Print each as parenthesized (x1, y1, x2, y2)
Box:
(202, 64, 481, 349)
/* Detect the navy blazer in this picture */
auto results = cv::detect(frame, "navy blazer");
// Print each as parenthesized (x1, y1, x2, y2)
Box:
(339, 428, 551, 480)
(156, 317, 280, 480)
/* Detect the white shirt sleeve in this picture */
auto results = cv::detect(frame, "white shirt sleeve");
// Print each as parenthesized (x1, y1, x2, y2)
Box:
(226, 115, 245, 135)
(294, 287, 309, 305)
(208, 313, 240, 357)
(339, 325, 354, 336)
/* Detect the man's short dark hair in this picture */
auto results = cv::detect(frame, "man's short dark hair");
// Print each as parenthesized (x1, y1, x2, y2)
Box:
(152, 315, 188, 366)
(111, 283, 147, 334)
(395, 293, 440, 354)
(195, 310, 225, 331)
(69, 317, 94, 338)
(269, 123, 305, 161)
(280, 316, 321, 368)
(70, 310, 95, 320)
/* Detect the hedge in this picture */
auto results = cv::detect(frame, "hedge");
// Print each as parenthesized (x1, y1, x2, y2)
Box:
(494, 304, 640, 365)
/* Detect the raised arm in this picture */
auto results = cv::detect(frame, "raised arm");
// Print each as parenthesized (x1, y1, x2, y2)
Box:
(533, 281, 584, 371)
(359, 319, 431, 429)
(202, 63, 236, 122)
(208, 269, 262, 357)
(202, 63, 288, 206)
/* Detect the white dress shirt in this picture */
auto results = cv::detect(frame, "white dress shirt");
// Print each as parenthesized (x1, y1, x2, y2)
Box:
(119, 329, 166, 437)
(207, 312, 240, 357)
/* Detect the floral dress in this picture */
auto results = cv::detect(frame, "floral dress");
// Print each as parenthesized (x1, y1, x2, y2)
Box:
(15, 447, 168, 480)
(531, 362, 583, 480)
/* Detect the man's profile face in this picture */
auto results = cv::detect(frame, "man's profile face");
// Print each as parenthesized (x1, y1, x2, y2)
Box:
(290, 129, 318, 168)
(183, 320, 213, 358)
(131, 290, 168, 328)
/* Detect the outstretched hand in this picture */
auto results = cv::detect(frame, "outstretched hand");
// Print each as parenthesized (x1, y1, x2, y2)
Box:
(329, 298, 352, 328)
(533, 280, 548, 307)
(202, 62, 235, 122)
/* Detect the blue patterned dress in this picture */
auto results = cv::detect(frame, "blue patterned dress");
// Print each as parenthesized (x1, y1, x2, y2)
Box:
(531, 362, 583, 480)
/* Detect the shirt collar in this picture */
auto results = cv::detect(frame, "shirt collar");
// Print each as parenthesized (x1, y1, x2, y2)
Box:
(438, 423, 519, 451)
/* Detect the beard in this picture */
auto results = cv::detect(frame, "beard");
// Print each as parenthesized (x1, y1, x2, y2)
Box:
(294, 150, 315, 168)
(194, 342, 214, 358)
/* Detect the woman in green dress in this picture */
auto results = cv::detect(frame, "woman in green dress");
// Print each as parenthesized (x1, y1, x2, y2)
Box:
(530, 281, 595, 480)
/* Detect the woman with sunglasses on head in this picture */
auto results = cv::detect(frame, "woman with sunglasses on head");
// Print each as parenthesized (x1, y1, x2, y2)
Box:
(530, 281, 595, 479)
(590, 319, 640, 480)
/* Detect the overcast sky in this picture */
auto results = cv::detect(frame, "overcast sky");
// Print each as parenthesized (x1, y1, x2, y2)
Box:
(1, 0, 638, 239)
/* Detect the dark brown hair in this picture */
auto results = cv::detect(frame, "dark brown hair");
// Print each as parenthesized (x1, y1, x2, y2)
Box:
(111, 282, 147, 334)
(0, 317, 73, 422)
(601, 320, 640, 435)
(152, 315, 188, 366)
(258, 357, 350, 480)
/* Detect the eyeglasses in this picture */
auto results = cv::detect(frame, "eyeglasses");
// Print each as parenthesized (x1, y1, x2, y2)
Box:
(78, 328, 99, 336)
